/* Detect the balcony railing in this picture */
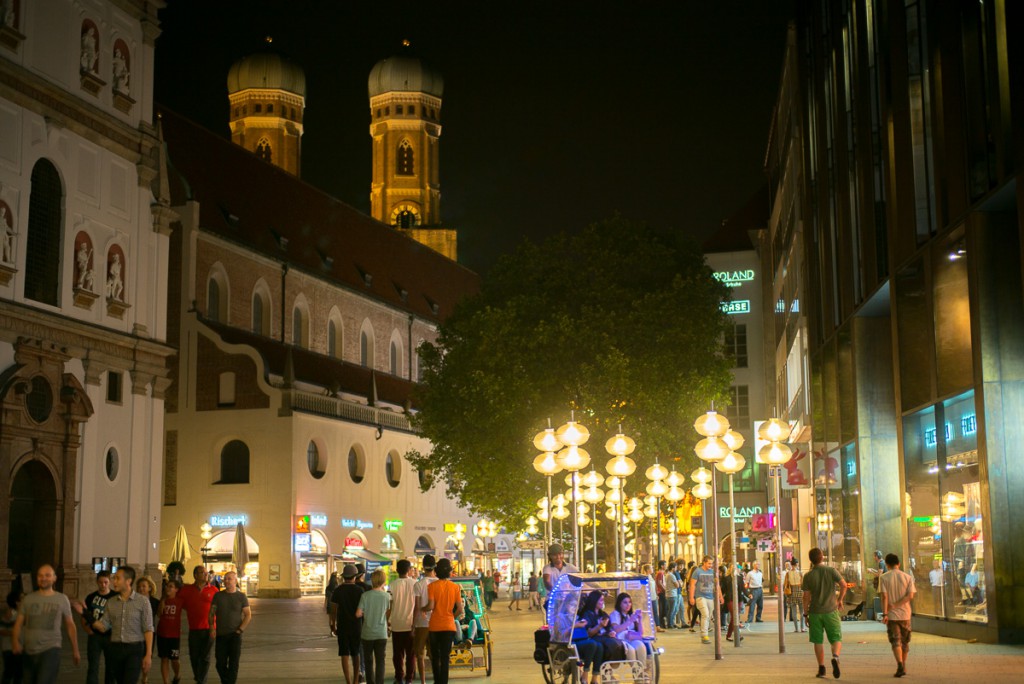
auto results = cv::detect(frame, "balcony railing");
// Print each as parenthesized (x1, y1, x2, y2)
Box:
(286, 388, 415, 433)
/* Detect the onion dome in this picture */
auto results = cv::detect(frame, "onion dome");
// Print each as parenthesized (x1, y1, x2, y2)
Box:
(227, 49, 306, 97)
(368, 48, 443, 98)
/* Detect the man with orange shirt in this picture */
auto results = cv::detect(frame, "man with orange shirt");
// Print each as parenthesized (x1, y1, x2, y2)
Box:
(424, 559, 463, 684)
(177, 566, 217, 684)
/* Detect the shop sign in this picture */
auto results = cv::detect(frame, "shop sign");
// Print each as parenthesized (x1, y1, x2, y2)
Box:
(414, 525, 436, 531)
(295, 515, 311, 534)
(384, 519, 403, 532)
(721, 300, 750, 315)
(751, 513, 776, 532)
(518, 539, 545, 550)
(719, 506, 764, 521)
(342, 518, 373, 530)
(443, 523, 457, 532)
(344, 537, 364, 549)
(495, 538, 511, 552)
(310, 514, 328, 526)
(713, 269, 755, 287)
(294, 533, 311, 553)
(209, 514, 247, 527)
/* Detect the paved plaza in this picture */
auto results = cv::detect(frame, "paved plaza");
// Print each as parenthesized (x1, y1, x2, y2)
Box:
(44, 595, 1023, 683)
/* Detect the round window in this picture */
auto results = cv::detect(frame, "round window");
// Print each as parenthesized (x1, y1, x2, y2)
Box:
(386, 452, 401, 488)
(26, 376, 53, 423)
(307, 441, 326, 479)
(348, 447, 365, 484)
(105, 448, 119, 482)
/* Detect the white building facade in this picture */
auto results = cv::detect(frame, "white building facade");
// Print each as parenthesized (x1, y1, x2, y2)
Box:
(0, 0, 173, 596)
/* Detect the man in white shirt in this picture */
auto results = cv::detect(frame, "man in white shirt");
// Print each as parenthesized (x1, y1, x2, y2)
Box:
(879, 553, 916, 678)
(411, 555, 437, 684)
(928, 560, 945, 615)
(541, 544, 578, 596)
(389, 559, 417, 684)
(745, 561, 764, 622)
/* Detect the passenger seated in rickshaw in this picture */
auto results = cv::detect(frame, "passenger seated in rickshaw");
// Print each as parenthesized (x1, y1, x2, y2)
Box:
(608, 592, 649, 662)
(579, 590, 627, 663)
(457, 592, 484, 645)
(568, 600, 603, 684)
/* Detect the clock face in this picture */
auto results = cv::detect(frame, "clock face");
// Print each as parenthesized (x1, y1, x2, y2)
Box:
(391, 205, 420, 228)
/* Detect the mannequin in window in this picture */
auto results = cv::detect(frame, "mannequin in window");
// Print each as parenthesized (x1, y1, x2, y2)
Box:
(80, 27, 98, 74)
(76, 241, 94, 291)
(107, 253, 123, 301)
(112, 49, 129, 93)
(0, 206, 12, 264)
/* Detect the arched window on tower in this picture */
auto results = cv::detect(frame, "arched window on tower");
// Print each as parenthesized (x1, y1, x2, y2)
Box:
(396, 210, 417, 229)
(397, 140, 414, 176)
(256, 138, 272, 163)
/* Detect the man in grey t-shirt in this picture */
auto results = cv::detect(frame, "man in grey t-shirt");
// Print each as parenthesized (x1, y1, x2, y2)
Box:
(209, 572, 251, 684)
(879, 553, 916, 678)
(12, 564, 81, 683)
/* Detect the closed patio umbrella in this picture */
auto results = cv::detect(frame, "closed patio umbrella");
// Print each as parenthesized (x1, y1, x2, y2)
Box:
(232, 522, 250, 570)
(170, 524, 191, 564)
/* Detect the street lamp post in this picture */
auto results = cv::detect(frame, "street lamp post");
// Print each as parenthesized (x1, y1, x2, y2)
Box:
(716, 439, 747, 650)
(605, 426, 637, 571)
(534, 422, 565, 549)
(694, 409, 731, 661)
(581, 469, 605, 570)
(758, 417, 794, 655)
(200, 522, 213, 568)
(604, 476, 623, 569)
(645, 460, 668, 565)
(555, 414, 591, 569)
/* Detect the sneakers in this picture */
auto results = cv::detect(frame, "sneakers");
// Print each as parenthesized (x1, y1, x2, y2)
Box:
(816, 665, 827, 679)
(831, 656, 841, 679)
(701, 636, 711, 644)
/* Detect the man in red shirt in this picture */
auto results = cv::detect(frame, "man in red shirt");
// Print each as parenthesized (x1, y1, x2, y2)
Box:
(655, 561, 667, 629)
(178, 566, 217, 683)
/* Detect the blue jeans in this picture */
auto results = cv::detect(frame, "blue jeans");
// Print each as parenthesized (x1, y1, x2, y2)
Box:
(667, 595, 682, 628)
(24, 648, 61, 684)
(746, 587, 764, 621)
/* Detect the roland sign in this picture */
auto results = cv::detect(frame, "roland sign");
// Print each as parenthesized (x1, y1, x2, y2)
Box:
(719, 505, 763, 521)
(712, 270, 756, 287)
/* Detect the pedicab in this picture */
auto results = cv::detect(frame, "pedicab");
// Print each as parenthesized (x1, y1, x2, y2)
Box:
(448, 576, 494, 676)
(534, 572, 662, 684)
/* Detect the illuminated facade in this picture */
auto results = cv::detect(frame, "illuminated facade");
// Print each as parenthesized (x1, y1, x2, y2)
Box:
(780, 0, 1024, 642)
(0, 0, 173, 596)
(368, 48, 457, 260)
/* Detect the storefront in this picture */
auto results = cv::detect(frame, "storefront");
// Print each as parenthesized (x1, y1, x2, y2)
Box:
(205, 527, 260, 596)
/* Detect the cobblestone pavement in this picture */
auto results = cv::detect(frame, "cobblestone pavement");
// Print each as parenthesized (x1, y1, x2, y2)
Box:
(44, 595, 1022, 683)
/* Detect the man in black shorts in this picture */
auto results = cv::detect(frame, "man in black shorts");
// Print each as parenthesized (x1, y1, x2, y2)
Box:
(329, 565, 365, 684)
(879, 553, 916, 678)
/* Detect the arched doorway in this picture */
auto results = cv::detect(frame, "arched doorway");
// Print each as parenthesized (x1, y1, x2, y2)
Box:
(8, 460, 58, 575)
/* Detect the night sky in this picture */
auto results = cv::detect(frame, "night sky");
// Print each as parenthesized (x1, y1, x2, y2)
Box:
(155, 1, 793, 273)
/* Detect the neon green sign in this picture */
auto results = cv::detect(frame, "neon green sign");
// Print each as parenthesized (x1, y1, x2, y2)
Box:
(384, 519, 403, 532)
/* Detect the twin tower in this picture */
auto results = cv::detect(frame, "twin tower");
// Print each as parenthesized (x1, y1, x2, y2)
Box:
(225, 41, 456, 261)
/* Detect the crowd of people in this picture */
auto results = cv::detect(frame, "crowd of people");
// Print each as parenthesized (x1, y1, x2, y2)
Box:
(0, 562, 250, 684)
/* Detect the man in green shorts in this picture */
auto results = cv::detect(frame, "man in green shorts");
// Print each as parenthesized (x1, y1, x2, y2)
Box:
(802, 547, 847, 679)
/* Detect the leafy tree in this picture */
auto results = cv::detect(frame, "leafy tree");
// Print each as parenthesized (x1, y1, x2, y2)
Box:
(408, 217, 733, 530)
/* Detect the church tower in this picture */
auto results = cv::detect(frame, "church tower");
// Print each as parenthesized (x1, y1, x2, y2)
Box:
(368, 44, 456, 260)
(227, 41, 305, 176)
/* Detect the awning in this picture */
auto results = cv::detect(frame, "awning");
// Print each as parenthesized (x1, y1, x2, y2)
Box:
(342, 547, 392, 564)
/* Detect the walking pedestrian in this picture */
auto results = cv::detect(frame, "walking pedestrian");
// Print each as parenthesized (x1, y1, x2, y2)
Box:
(208, 571, 251, 684)
(879, 553, 916, 678)
(324, 573, 339, 615)
(527, 573, 540, 610)
(411, 556, 437, 684)
(784, 559, 806, 632)
(802, 547, 847, 679)
(654, 562, 666, 629)
(721, 565, 743, 642)
(81, 566, 153, 684)
(683, 561, 699, 631)
(744, 560, 764, 622)
(356, 569, 390, 684)
(687, 555, 721, 645)
(81, 570, 114, 684)
(13, 565, 80, 683)
(507, 572, 522, 611)
(664, 563, 682, 629)
(134, 577, 160, 684)
(177, 566, 216, 684)
(155, 579, 183, 684)
(329, 565, 364, 684)
(388, 560, 416, 684)
(1, 588, 24, 684)
(424, 559, 463, 684)
(640, 564, 662, 632)
(480, 571, 494, 611)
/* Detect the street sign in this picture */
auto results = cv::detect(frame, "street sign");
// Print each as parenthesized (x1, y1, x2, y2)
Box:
(518, 539, 545, 550)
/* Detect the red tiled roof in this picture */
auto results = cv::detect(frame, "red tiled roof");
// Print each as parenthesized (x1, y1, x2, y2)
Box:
(158, 107, 479, 322)
(202, 318, 421, 410)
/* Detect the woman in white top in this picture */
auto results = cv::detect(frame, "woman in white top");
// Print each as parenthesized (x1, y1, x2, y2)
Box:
(607, 592, 647, 663)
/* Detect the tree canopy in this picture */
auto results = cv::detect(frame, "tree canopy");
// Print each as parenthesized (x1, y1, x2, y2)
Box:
(408, 217, 734, 528)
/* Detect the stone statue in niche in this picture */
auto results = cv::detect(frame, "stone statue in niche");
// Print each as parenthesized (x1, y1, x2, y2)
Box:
(112, 49, 129, 93)
(106, 252, 123, 301)
(1, 0, 15, 28)
(80, 27, 97, 74)
(76, 240, 94, 291)
(0, 206, 13, 264)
